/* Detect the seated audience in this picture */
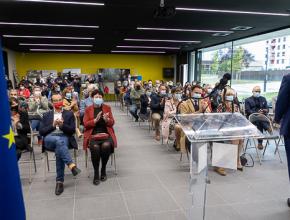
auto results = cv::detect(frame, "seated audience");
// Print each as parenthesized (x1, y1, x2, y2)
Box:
(18, 83, 31, 99)
(28, 86, 49, 145)
(139, 88, 151, 121)
(39, 94, 81, 196)
(10, 97, 31, 161)
(150, 84, 167, 141)
(245, 86, 270, 149)
(216, 87, 243, 176)
(83, 90, 117, 185)
(129, 82, 144, 122)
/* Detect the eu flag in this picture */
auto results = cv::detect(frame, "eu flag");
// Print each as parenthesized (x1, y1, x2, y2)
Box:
(0, 41, 26, 219)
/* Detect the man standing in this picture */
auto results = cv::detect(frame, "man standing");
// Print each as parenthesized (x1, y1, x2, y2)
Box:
(274, 74, 290, 207)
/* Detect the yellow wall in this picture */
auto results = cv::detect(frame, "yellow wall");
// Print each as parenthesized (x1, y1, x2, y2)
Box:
(15, 53, 174, 81)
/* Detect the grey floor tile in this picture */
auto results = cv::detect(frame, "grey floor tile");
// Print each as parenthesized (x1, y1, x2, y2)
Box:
(132, 210, 187, 220)
(27, 198, 74, 220)
(117, 173, 163, 192)
(74, 193, 129, 219)
(75, 178, 121, 198)
(124, 188, 179, 215)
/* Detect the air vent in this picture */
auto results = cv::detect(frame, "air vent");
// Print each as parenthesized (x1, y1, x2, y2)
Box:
(231, 26, 253, 31)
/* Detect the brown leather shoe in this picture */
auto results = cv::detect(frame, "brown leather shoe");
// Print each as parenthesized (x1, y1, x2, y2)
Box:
(214, 167, 227, 176)
(55, 182, 64, 196)
(257, 143, 264, 150)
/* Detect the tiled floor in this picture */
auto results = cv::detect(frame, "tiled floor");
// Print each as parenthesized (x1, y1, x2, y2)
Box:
(19, 104, 290, 220)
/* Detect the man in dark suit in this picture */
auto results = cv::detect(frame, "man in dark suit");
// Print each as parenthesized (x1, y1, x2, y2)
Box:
(245, 86, 270, 150)
(39, 94, 81, 196)
(274, 75, 290, 207)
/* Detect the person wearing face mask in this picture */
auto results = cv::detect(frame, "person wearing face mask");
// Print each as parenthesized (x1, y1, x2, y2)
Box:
(139, 88, 151, 121)
(83, 90, 117, 186)
(216, 87, 243, 176)
(150, 85, 167, 141)
(178, 85, 211, 153)
(245, 86, 270, 150)
(17, 83, 31, 99)
(63, 87, 82, 138)
(39, 94, 81, 196)
(129, 82, 144, 122)
(80, 84, 97, 118)
(202, 84, 213, 112)
(10, 97, 31, 161)
(9, 89, 18, 99)
(28, 86, 49, 145)
(161, 88, 180, 144)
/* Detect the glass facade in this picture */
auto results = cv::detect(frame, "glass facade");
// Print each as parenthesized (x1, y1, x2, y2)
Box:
(193, 28, 290, 103)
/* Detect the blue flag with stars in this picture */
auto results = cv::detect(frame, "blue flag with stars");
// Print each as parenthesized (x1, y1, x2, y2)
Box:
(0, 40, 26, 219)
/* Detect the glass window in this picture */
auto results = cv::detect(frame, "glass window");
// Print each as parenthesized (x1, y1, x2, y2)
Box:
(278, 45, 280, 50)
(283, 44, 286, 49)
(284, 37, 287, 42)
(278, 38, 281, 42)
(282, 59, 285, 64)
(277, 60, 280, 64)
(277, 52, 280, 57)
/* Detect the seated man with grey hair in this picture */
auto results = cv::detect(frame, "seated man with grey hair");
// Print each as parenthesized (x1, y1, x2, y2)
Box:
(245, 86, 270, 150)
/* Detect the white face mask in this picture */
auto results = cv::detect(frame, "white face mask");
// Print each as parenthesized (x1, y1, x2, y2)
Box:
(225, 95, 234, 101)
(207, 89, 212, 94)
(34, 91, 41, 96)
(193, 93, 201, 99)
(253, 92, 260, 98)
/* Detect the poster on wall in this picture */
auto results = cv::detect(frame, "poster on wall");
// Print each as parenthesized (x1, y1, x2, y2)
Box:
(42, 70, 57, 78)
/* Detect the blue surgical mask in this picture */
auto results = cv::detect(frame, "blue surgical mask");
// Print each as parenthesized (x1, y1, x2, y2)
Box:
(160, 90, 167, 96)
(65, 93, 72, 100)
(193, 93, 201, 99)
(146, 92, 151, 97)
(225, 95, 234, 101)
(253, 92, 260, 98)
(94, 98, 103, 106)
(167, 93, 173, 98)
(175, 93, 182, 100)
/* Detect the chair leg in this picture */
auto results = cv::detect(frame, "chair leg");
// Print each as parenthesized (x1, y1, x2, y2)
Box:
(85, 150, 88, 168)
(180, 152, 183, 162)
(29, 152, 32, 184)
(253, 140, 262, 165)
(262, 140, 269, 157)
(44, 153, 47, 182)
(32, 149, 37, 173)
(113, 153, 117, 175)
(274, 139, 283, 163)
(111, 154, 113, 166)
(46, 153, 50, 172)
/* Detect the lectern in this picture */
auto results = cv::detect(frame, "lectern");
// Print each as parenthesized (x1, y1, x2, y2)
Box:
(174, 112, 263, 220)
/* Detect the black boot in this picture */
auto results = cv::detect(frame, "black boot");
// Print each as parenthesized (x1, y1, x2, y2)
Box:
(93, 172, 100, 185)
(101, 167, 107, 182)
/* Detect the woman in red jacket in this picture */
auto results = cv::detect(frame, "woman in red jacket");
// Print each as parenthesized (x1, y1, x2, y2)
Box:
(83, 90, 117, 185)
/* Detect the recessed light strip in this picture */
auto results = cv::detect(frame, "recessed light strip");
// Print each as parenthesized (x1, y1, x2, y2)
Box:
(20, 43, 93, 47)
(176, 7, 290, 17)
(137, 27, 231, 33)
(30, 49, 91, 52)
(3, 35, 95, 40)
(117, 46, 179, 50)
(111, 50, 166, 54)
(0, 22, 99, 29)
(16, 0, 104, 6)
(124, 38, 200, 43)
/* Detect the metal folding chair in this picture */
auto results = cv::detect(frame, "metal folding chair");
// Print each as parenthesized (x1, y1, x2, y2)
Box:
(245, 113, 282, 164)
(19, 124, 38, 183)
(85, 149, 117, 178)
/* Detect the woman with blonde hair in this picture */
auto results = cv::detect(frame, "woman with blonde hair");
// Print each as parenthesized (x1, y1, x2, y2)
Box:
(63, 87, 82, 138)
(216, 86, 244, 176)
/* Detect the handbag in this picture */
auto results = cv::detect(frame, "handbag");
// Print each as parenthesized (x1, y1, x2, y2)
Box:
(91, 133, 109, 141)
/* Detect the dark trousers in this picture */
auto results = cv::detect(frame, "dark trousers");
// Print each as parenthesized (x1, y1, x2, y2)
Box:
(253, 121, 270, 144)
(284, 136, 290, 181)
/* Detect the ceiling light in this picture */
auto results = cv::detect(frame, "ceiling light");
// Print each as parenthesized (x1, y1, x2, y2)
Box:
(3, 35, 95, 40)
(117, 46, 179, 50)
(20, 43, 93, 47)
(231, 26, 253, 31)
(16, 0, 104, 6)
(212, 33, 232, 37)
(30, 49, 91, 52)
(111, 50, 166, 54)
(137, 27, 231, 33)
(0, 22, 99, 29)
(176, 7, 290, 17)
(124, 38, 200, 43)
